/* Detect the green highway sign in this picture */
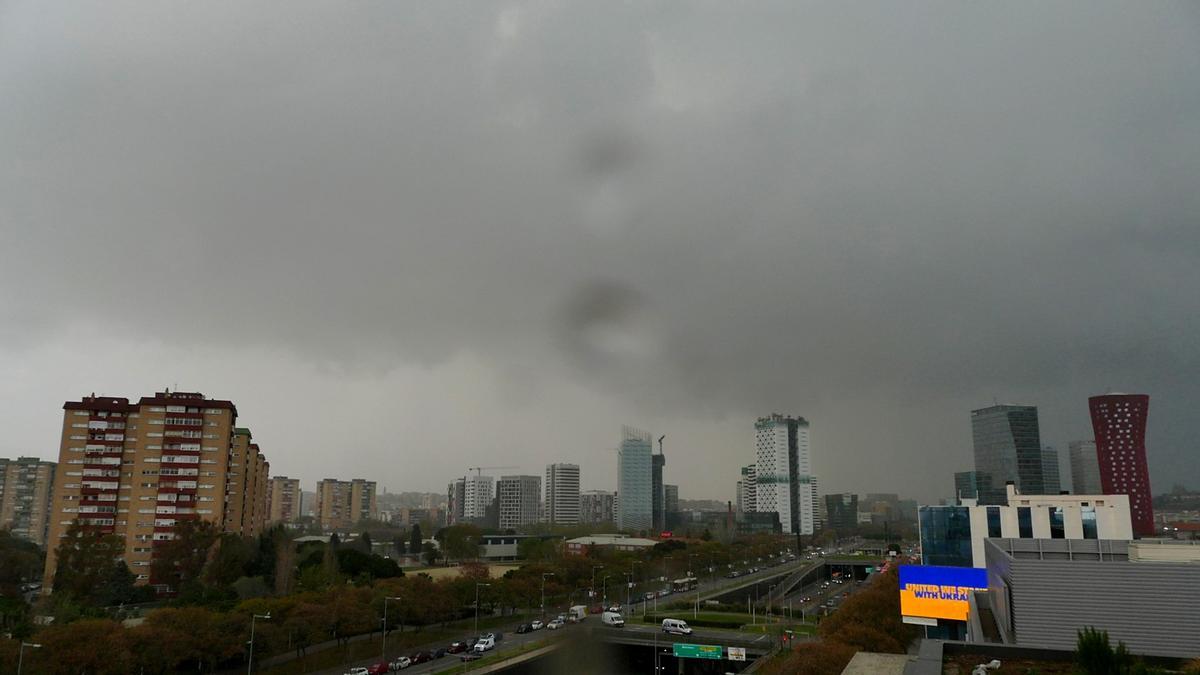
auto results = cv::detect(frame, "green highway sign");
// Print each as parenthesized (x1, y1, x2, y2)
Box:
(672, 643, 723, 660)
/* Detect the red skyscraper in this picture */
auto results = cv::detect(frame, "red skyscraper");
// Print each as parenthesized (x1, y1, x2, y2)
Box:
(1088, 393, 1154, 537)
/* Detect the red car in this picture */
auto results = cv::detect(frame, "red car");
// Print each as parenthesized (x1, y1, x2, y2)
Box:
(367, 662, 391, 675)
(409, 651, 433, 665)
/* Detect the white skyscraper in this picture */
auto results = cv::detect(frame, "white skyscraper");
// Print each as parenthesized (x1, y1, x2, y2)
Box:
(462, 474, 494, 520)
(617, 426, 653, 532)
(544, 463, 581, 525)
(1069, 440, 1102, 495)
(736, 464, 757, 515)
(497, 475, 541, 530)
(754, 414, 815, 535)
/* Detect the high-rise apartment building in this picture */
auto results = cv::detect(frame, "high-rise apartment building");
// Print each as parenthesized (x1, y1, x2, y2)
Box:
(497, 475, 541, 530)
(544, 463, 580, 525)
(1069, 440, 1102, 495)
(447, 477, 466, 525)
(1089, 394, 1154, 537)
(462, 475, 494, 521)
(224, 428, 270, 538)
(44, 391, 269, 593)
(0, 457, 56, 546)
(617, 426, 653, 532)
(754, 414, 815, 535)
(1041, 446, 1061, 495)
(971, 405, 1044, 503)
(315, 478, 377, 531)
(651, 451, 666, 532)
(267, 476, 301, 524)
(580, 490, 616, 524)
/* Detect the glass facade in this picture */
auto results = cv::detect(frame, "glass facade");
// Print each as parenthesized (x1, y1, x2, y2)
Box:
(986, 506, 1002, 537)
(617, 427, 653, 531)
(919, 506, 973, 568)
(1017, 507, 1033, 538)
(971, 405, 1045, 503)
(1081, 506, 1097, 539)
(1049, 507, 1065, 539)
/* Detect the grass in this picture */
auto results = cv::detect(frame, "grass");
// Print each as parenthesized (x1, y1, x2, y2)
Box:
(429, 638, 558, 675)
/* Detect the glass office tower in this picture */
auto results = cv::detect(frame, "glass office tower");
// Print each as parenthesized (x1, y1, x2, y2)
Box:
(971, 405, 1044, 504)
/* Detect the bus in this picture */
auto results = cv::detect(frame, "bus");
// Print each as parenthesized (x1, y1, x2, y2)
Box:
(671, 577, 698, 593)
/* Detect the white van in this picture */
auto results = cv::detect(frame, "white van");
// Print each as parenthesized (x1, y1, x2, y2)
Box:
(601, 611, 625, 627)
(661, 618, 692, 635)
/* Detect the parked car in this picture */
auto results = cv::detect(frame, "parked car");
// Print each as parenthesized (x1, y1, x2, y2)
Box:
(367, 663, 390, 675)
(446, 642, 467, 654)
(530, 620, 544, 630)
(344, 668, 369, 675)
(547, 617, 565, 630)
(516, 623, 532, 634)
(662, 618, 693, 635)
(409, 651, 433, 665)
(473, 635, 495, 653)
(388, 656, 411, 671)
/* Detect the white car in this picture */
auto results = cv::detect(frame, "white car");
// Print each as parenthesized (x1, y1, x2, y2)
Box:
(345, 668, 369, 675)
(388, 657, 411, 671)
(473, 636, 495, 653)
(530, 620, 544, 630)
(547, 618, 565, 630)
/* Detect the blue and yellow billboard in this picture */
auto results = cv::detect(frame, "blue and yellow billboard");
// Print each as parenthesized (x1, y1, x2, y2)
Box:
(899, 565, 987, 622)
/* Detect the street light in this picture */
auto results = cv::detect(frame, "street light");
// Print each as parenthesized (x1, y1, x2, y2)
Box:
(17, 642, 40, 675)
(382, 596, 402, 662)
(628, 560, 641, 609)
(474, 582, 491, 636)
(541, 573, 555, 620)
(601, 574, 611, 607)
(247, 612, 271, 675)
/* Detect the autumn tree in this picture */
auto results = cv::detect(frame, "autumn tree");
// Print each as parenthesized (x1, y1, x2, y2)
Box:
(151, 518, 218, 594)
(438, 524, 482, 561)
(35, 618, 134, 675)
(51, 521, 138, 605)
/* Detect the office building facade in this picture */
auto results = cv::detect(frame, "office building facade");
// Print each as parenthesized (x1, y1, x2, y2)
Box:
(0, 457, 56, 546)
(825, 493, 859, 531)
(1041, 446, 1061, 495)
(954, 471, 990, 502)
(971, 405, 1044, 503)
(462, 475, 494, 521)
(267, 476, 301, 524)
(497, 475, 541, 530)
(544, 463, 580, 525)
(1089, 394, 1154, 537)
(736, 464, 756, 514)
(617, 426, 653, 531)
(580, 489, 616, 524)
(651, 451, 666, 531)
(918, 484, 1133, 568)
(754, 414, 814, 535)
(44, 391, 269, 592)
(1069, 440, 1102, 495)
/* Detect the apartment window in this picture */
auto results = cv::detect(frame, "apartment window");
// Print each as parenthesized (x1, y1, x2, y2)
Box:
(1049, 507, 1065, 539)
(73, 411, 89, 416)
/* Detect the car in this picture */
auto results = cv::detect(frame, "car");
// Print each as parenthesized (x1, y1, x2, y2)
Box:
(516, 623, 532, 634)
(344, 668, 369, 675)
(547, 617, 565, 630)
(662, 618, 693, 635)
(601, 611, 625, 627)
(388, 656, 411, 671)
(460, 652, 482, 662)
(446, 642, 467, 654)
(409, 651, 433, 665)
(473, 636, 495, 653)
(530, 620, 544, 630)
(433, 648, 447, 659)
(644, 591, 657, 600)
(367, 663, 390, 675)
(725, 571, 739, 578)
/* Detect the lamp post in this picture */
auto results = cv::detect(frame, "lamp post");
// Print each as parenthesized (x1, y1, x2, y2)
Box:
(540, 573, 554, 620)
(247, 612, 271, 675)
(474, 582, 491, 636)
(688, 553, 698, 578)
(601, 574, 611, 607)
(382, 596, 401, 662)
(628, 561, 641, 609)
(591, 565, 603, 603)
(17, 642, 40, 675)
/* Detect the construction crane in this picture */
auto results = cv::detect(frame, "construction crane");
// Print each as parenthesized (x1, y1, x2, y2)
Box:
(466, 466, 517, 477)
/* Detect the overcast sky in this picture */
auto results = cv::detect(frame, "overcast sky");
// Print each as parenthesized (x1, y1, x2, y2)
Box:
(2, 2, 1198, 504)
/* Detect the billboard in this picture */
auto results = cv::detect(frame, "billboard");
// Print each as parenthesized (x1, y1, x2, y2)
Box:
(899, 565, 987, 622)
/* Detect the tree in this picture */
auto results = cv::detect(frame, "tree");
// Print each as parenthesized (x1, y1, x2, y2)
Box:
(1076, 627, 1135, 675)
(438, 524, 483, 561)
(51, 521, 129, 605)
(423, 541, 441, 566)
(35, 618, 134, 675)
(206, 533, 256, 586)
(151, 518, 218, 594)
(410, 524, 423, 553)
(394, 535, 407, 556)
(357, 531, 374, 554)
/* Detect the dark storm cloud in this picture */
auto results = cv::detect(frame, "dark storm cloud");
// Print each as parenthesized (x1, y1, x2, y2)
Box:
(2, 2, 1198, 498)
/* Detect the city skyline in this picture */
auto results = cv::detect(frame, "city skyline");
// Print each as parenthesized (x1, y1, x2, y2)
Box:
(2, 3, 1198, 504)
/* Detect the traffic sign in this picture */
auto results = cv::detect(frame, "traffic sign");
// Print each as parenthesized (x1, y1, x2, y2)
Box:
(727, 647, 746, 661)
(672, 643, 723, 660)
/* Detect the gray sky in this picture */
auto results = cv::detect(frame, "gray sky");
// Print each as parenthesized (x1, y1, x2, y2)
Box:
(2, 2, 1198, 504)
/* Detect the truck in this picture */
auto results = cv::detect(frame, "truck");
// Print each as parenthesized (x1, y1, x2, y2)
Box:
(568, 605, 587, 623)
